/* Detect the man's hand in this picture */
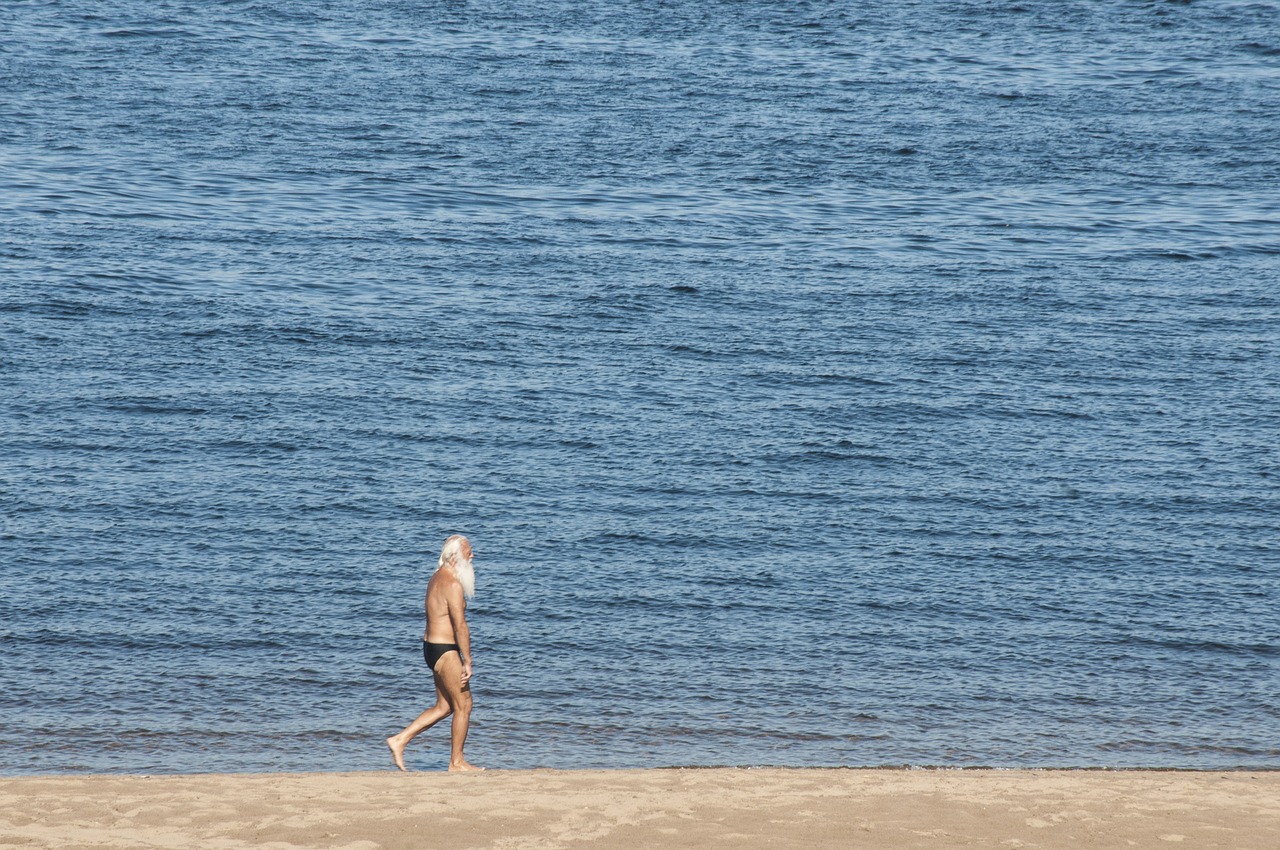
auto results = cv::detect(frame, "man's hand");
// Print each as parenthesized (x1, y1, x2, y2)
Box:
(461, 660, 473, 685)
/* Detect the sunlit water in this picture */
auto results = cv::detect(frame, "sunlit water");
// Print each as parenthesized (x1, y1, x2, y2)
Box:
(2, 0, 1278, 773)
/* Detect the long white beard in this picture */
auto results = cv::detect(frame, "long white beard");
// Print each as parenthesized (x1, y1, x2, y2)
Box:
(451, 557, 475, 600)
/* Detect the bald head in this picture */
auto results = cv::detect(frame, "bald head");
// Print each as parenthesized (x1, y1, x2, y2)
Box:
(437, 534, 475, 600)
(438, 535, 469, 568)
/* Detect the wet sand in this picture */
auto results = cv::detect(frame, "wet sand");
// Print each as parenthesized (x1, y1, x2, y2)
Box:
(1, 768, 1277, 849)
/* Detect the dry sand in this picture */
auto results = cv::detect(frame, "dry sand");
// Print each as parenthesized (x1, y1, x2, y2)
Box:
(1, 768, 1276, 849)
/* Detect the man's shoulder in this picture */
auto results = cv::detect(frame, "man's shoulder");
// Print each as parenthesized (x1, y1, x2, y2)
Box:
(427, 569, 462, 596)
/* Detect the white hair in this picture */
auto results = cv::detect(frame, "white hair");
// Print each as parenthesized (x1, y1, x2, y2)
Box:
(437, 534, 475, 600)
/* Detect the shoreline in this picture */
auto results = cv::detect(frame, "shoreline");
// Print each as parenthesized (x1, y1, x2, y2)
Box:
(6, 763, 1280, 778)
(3, 768, 1277, 849)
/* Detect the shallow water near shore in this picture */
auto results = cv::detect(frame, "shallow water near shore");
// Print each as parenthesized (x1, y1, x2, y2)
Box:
(2, 1, 1278, 773)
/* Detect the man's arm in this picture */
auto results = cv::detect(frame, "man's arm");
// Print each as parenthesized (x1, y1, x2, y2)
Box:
(447, 582, 473, 683)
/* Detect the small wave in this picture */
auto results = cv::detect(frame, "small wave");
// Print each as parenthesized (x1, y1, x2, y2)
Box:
(1107, 635, 1276, 657)
(798, 449, 894, 462)
(104, 401, 209, 416)
(1099, 740, 1280, 759)
(700, 571, 778, 589)
(1241, 42, 1280, 57)
(812, 373, 892, 386)
(100, 29, 196, 39)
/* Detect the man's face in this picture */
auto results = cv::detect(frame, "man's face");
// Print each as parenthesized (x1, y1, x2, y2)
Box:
(460, 539, 473, 562)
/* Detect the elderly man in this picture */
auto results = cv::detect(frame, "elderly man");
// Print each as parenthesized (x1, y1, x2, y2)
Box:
(387, 534, 484, 772)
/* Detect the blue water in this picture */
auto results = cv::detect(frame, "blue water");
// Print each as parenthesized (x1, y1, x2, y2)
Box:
(2, 0, 1278, 774)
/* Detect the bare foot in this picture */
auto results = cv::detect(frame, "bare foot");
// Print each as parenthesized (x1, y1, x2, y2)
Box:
(386, 736, 407, 772)
(448, 760, 485, 772)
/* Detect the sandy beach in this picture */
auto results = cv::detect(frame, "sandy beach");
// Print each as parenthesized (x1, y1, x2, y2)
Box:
(1, 768, 1276, 849)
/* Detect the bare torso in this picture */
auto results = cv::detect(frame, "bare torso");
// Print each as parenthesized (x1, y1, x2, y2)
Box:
(424, 568, 462, 644)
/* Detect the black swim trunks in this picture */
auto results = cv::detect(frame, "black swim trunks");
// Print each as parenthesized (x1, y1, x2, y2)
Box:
(423, 640, 460, 672)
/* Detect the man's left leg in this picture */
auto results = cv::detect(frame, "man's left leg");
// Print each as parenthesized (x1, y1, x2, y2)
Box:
(435, 652, 483, 771)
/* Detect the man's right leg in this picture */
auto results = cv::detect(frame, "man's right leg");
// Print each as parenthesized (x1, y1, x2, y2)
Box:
(435, 652, 483, 771)
(386, 679, 452, 771)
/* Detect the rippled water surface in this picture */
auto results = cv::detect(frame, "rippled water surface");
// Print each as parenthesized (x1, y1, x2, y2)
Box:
(2, 1, 1278, 773)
